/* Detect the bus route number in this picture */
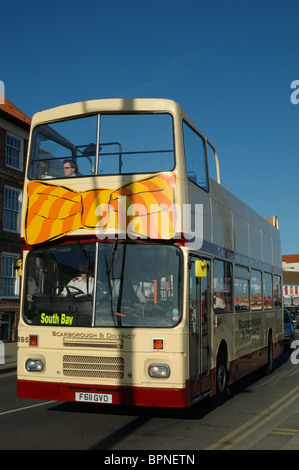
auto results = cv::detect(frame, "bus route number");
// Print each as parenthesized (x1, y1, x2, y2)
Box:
(18, 336, 29, 344)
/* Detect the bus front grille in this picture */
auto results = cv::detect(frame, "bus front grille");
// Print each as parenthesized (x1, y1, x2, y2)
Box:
(63, 355, 124, 379)
(63, 338, 123, 349)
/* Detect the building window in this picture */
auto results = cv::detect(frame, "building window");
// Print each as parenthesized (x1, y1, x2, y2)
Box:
(0, 253, 20, 298)
(284, 286, 288, 296)
(6, 133, 23, 171)
(3, 186, 22, 233)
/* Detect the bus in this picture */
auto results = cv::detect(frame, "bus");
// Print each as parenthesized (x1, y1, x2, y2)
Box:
(17, 99, 284, 408)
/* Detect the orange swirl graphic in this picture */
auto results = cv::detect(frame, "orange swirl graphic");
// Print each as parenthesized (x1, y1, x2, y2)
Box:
(24, 172, 176, 245)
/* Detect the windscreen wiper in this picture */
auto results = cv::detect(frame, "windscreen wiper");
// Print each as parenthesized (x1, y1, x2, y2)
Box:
(106, 237, 118, 276)
(105, 237, 118, 326)
(115, 243, 127, 326)
(76, 240, 92, 294)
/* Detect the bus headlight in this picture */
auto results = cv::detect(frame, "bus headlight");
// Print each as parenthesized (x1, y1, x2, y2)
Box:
(25, 358, 44, 372)
(148, 364, 170, 378)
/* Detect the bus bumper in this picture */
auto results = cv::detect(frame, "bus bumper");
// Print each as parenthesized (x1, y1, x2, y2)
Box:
(17, 379, 190, 408)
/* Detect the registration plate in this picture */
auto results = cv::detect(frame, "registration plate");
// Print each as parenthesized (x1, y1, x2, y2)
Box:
(75, 392, 112, 403)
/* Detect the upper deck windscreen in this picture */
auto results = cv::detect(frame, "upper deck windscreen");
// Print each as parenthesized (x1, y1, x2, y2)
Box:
(28, 113, 174, 179)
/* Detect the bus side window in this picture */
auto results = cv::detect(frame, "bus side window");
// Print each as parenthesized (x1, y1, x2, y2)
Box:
(273, 274, 282, 308)
(183, 121, 209, 192)
(263, 272, 273, 309)
(213, 259, 232, 313)
(234, 266, 249, 312)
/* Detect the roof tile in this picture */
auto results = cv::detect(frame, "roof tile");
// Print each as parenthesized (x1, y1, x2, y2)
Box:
(282, 254, 299, 263)
(0, 96, 31, 126)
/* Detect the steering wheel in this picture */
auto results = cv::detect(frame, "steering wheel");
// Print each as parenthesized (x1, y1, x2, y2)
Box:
(57, 285, 85, 296)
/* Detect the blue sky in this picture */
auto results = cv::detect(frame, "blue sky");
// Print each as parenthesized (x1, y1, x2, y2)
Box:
(1, 0, 299, 254)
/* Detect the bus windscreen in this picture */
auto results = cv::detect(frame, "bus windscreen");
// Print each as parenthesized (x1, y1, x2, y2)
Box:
(24, 242, 182, 328)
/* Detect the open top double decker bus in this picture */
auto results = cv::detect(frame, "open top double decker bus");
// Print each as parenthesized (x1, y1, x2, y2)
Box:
(17, 99, 283, 408)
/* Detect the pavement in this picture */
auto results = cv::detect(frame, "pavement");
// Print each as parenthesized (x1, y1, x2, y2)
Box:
(0, 341, 17, 374)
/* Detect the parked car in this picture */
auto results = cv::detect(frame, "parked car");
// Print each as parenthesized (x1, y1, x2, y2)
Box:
(284, 309, 295, 348)
(284, 306, 294, 314)
(292, 312, 299, 329)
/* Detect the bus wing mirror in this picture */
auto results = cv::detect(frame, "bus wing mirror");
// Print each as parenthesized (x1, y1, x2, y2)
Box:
(15, 259, 23, 277)
(195, 259, 207, 277)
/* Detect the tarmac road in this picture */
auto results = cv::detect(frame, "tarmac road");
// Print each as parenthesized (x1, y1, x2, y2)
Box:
(0, 338, 299, 451)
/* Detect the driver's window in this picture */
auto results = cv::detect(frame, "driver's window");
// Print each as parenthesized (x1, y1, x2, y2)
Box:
(26, 251, 58, 298)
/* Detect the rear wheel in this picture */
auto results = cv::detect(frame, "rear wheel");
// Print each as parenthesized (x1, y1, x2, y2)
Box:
(215, 350, 230, 403)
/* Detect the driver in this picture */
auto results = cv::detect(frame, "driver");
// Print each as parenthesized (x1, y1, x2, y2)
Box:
(61, 272, 94, 296)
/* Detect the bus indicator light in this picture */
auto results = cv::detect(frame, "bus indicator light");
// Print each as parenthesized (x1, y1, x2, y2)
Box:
(153, 338, 164, 351)
(29, 335, 39, 347)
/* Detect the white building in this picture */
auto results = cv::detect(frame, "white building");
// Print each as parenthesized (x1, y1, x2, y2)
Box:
(282, 255, 299, 305)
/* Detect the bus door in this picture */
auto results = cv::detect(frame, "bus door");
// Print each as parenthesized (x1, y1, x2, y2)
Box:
(189, 257, 211, 396)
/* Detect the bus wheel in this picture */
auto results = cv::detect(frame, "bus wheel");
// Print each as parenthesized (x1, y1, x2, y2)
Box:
(215, 350, 229, 402)
(266, 335, 274, 375)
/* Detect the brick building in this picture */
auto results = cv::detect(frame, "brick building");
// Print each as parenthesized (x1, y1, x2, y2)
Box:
(0, 98, 31, 341)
